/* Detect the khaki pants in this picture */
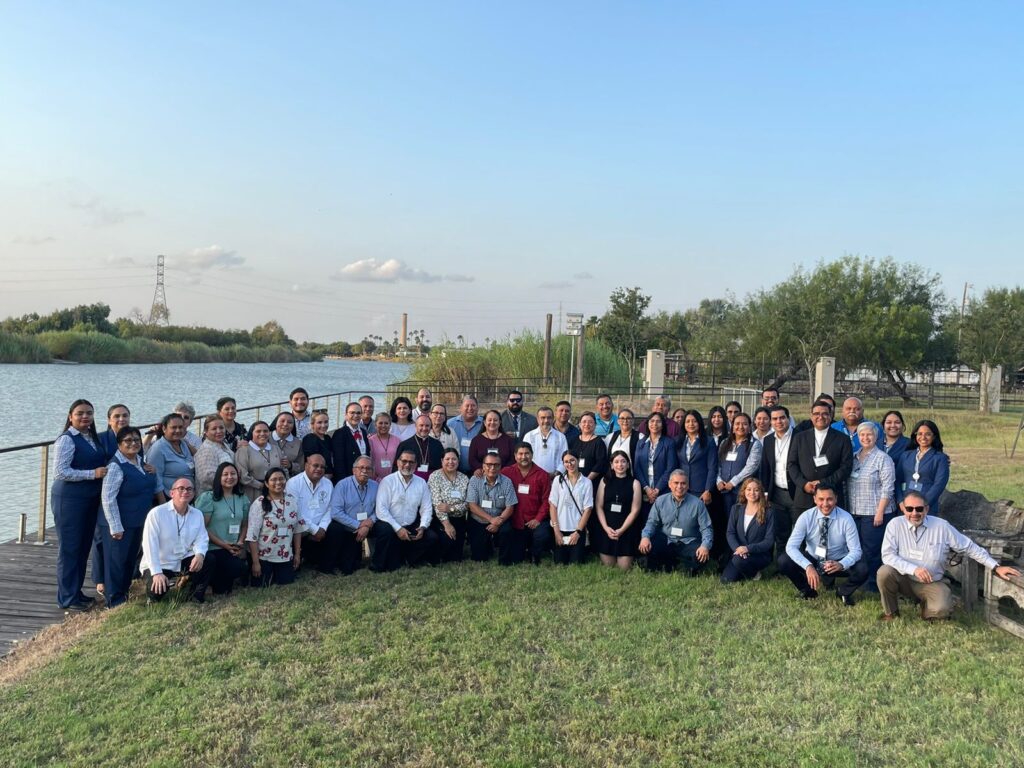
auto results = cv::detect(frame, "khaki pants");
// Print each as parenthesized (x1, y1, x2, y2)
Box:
(877, 564, 955, 619)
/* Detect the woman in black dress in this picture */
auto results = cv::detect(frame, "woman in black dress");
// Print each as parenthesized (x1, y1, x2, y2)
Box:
(594, 450, 643, 570)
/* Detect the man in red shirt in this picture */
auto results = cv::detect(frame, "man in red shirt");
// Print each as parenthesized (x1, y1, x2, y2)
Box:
(502, 442, 553, 564)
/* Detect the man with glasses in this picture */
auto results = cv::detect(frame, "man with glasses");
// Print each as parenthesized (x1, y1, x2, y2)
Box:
(139, 479, 211, 603)
(787, 399, 853, 511)
(466, 454, 518, 564)
(761, 387, 780, 409)
(638, 395, 680, 439)
(500, 390, 538, 440)
(372, 449, 438, 571)
(358, 395, 376, 433)
(524, 406, 568, 476)
(447, 396, 484, 473)
(877, 491, 1020, 621)
(326, 456, 378, 574)
(331, 401, 370, 480)
(778, 483, 866, 605)
(397, 414, 444, 480)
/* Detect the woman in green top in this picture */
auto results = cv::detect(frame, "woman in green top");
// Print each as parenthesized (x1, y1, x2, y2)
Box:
(195, 462, 249, 595)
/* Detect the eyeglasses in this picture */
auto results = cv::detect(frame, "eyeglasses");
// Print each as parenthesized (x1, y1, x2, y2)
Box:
(119, 437, 141, 445)
(904, 505, 926, 512)
(171, 486, 193, 494)
(508, 398, 522, 404)
(483, 462, 500, 468)
(397, 459, 416, 465)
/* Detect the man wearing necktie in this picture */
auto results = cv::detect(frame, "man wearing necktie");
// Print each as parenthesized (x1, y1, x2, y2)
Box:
(500, 390, 538, 440)
(778, 483, 867, 605)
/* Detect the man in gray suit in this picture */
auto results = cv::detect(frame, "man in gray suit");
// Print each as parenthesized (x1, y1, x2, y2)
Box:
(500, 390, 537, 440)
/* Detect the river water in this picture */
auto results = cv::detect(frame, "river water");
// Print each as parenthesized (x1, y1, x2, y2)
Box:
(0, 359, 410, 539)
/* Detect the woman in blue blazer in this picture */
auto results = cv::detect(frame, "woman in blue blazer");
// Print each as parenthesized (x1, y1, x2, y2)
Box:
(721, 477, 776, 583)
(676, 409, 718, 505)
(635, 412, 677, 521)
(895, 419, 950, 512)
(881, 409, 911, 459)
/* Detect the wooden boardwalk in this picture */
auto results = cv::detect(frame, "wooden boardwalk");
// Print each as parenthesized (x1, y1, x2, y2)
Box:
(0, 529, 97, 657)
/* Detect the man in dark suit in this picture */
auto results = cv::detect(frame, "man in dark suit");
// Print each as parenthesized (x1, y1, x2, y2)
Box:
(760, 405, 797, 547)
(331, 401, 370, 480)
(792, 393, 836, 435)
(397, 415, 444, 480)
(787, 399, 853, 510)
(500, 390, 538, 440)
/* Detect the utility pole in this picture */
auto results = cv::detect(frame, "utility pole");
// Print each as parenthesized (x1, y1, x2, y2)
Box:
(148, 255, 169, 326)
(542, 314, 552, 381)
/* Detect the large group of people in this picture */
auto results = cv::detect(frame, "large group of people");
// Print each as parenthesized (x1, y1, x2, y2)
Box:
(50, 385, 1018, 622)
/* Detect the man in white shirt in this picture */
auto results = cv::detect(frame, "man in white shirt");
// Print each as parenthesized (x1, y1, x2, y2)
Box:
(878, 491, 1020, 621)
(139, 478, 211, 603)
(411, 388, 433, 420)
(372, 449, 438, 571)
(524, 407, 568, 476)
(286, 454, 334, 572)
(761, 404, 797, 547)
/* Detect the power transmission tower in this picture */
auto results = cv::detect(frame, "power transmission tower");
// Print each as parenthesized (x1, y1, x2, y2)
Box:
(148, 254, 170, 325)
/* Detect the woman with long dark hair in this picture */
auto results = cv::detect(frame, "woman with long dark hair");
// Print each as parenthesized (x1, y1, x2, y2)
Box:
(51, 399, 107, 610)
(389, 396, 416, 441)
(196, 462, 249, 595)
(714, 413, 762, 559)
(896, 419, 950, 512)
(594, 450, 642, 570)
(706, 406, 728, 447)
(245, 467, 302, 586)
(217, 396, 248, 452)
(676, 409, 718, 507)
(880, 409, 910, 459)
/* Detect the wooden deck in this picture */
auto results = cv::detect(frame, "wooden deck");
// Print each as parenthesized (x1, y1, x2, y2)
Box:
(0, 529, 98, 657)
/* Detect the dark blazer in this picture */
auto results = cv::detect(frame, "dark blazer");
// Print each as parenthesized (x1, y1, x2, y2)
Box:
(787, 428, 853, 510)
(725, 504, 776, 555)
(330, 423, 369, 480)
(605, 430, 642, 473)
(760, 432, 797, 500)
(301, 433, 335, 478)
(676, 434, 718, 496)
(895, 448, 950, 511)
(500, 410, 538, 440)
(635, 435, 678, 494)
(398, 435, 445, 475)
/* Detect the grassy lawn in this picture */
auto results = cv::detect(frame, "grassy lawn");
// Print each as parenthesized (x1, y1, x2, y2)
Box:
(3, 405, 1023, 767)
(3, 562, 1024, 767)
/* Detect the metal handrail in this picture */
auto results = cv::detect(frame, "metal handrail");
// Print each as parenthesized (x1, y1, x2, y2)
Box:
(3, 390, 384, 545)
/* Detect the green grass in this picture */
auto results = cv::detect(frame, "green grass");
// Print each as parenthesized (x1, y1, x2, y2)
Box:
(3, 564, 1024, 767)
(0, 331, 318, 364)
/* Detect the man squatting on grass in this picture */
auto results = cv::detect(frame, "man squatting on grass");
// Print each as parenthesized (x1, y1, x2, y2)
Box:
(69, 388, 1021, 624)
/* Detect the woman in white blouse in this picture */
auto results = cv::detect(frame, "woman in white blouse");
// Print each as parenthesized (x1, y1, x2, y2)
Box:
(548, 451, 594, 565)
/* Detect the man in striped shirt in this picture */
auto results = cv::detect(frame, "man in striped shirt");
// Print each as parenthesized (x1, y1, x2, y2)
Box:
(878, 490, 1020, 621)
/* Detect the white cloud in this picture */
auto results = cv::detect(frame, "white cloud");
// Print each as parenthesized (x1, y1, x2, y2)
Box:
(178, 245, 245, 270)
(333, 258, 471, 284)
(69, 196, 144, 226)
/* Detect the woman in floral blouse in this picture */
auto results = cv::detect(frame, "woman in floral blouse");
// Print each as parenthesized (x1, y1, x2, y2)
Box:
(245, 467, 303, 586)
(428, 448, 470, 562)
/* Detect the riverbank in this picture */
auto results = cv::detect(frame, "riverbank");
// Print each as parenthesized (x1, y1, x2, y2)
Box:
(0, 330, 316, 364)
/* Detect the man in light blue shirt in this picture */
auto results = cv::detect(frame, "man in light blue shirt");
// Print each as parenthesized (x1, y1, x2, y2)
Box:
(778, 483, 868, 605)
(831, 397, 880, 453)
(447, 395, 484, 472)
(595, 394, 620, 437)
(639, 470, 713, 575)
(878, 490, 1020, 621)
(325, 456, 378, 574)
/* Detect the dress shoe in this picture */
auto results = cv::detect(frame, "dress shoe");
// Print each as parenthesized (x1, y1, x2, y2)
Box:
(798, 589, 818, 600)
(878, 612, 899, 622)
(840, 594, 855, 607)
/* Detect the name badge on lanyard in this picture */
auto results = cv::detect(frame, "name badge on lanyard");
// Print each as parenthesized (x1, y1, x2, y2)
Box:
(813, 455, 829, 467)
(277, 526, 290, 537)
(518, 484, 530, 494)
(461, 438, 472, 448)
(726, 451, 738, 462)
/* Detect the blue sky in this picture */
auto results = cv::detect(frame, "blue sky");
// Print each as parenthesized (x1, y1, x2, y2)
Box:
(1, 2, 1021, 344)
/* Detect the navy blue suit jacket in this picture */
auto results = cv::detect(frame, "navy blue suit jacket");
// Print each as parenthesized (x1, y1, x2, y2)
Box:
(725, 504, 776, 556)
(676, 435, 718, 496)
(635, 435, 678, 494)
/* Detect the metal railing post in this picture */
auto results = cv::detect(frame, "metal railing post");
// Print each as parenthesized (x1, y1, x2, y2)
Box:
(18, 513, 27, 544)
(37, 444, 49, 544)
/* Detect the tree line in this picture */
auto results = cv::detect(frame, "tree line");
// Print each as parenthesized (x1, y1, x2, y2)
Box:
(588, 256, 1024, 398)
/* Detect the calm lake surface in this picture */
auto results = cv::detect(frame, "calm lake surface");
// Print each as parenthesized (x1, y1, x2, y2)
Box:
(0, 360, 410, 539)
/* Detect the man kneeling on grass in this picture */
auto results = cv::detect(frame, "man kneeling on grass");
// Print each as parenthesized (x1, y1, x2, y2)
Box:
(877, 490, 1021, 622)
(778, 483, 867, 606)
(639, 470, 713, 575)
(139, 479, 211, 604)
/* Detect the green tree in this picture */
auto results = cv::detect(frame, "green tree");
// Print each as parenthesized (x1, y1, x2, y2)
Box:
(595, 287, 653, 393)
(958, 287, 1024, 408)
(250, 320, 295, 347)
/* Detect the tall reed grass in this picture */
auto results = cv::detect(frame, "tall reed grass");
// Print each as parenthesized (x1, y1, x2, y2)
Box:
(0, 331, 316, 364)
(401, 332, 631, 402)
